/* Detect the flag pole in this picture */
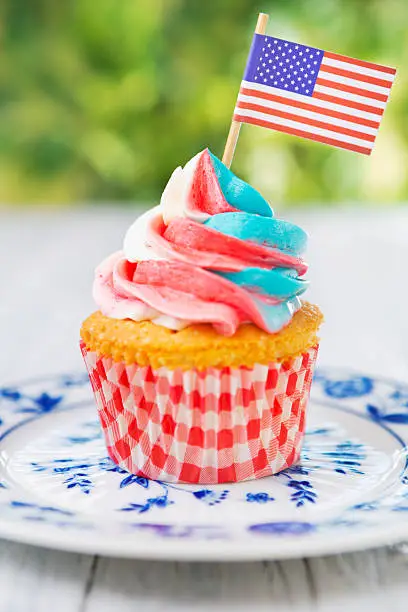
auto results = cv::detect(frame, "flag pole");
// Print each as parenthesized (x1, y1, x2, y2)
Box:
(222, 12, 269, 168)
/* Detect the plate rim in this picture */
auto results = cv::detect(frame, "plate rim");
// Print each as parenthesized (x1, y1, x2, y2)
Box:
(0, 518, 405, 561)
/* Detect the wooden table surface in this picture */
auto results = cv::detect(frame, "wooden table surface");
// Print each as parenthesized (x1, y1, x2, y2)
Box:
(1, 205, 408, 611)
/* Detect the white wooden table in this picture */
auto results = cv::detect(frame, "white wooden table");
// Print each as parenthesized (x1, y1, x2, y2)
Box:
(1, 205, 408, 611)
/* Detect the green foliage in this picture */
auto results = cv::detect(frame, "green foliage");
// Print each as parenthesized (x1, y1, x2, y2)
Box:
(1, 0, 407, 204)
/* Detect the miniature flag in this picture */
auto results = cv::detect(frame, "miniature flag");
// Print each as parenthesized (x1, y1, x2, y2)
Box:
(234, 34, 396, 154)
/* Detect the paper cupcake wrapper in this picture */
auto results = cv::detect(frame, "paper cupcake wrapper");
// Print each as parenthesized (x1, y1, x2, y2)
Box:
(80, 342, 318, 484)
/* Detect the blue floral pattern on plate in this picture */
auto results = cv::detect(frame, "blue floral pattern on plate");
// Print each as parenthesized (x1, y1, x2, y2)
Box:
(0, 368, 408, 559)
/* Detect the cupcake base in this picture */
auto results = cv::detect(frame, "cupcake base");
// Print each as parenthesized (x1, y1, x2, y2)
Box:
(80, 342, 318, 484)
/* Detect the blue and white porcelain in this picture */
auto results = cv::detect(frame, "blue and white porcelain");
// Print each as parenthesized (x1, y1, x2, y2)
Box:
(0, 368, 407, 560)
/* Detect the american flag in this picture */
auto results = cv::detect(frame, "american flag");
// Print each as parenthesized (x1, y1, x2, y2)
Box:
(234, 34, 396, 155)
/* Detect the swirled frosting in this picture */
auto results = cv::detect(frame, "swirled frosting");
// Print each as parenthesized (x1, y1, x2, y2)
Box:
(94, 149, 309, 336)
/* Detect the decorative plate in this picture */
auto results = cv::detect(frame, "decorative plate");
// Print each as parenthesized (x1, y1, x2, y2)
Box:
(0, 368, 407, 561)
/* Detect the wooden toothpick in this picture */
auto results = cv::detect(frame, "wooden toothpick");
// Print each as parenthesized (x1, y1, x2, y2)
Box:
(222, 12, 269, 168)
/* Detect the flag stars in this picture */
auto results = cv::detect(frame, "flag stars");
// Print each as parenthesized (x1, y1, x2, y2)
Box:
(252, 40, 321, 95)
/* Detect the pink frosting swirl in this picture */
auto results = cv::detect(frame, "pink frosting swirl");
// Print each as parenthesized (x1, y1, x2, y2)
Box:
(94, 249, 291, 336)
(93, 149, 308, 336)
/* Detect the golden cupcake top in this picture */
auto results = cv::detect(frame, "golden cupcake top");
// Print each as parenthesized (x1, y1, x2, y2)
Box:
(80, 301, 323, 370)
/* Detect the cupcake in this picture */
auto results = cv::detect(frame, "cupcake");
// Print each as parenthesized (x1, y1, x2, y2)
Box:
(80, 149, 323, 484)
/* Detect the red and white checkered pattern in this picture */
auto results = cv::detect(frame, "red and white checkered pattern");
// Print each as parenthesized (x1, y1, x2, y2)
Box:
(80, 342, 318, 484)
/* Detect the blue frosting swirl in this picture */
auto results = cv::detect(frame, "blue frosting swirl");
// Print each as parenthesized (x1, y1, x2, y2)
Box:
(203, 151, 309, 331)
(209, 151, 273, 217)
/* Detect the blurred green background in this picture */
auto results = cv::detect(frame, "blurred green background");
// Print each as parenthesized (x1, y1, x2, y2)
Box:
(1, 0, 406, 206)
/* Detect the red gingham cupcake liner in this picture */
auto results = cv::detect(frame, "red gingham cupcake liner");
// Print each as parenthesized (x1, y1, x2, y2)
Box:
(80, 342, 318, 484)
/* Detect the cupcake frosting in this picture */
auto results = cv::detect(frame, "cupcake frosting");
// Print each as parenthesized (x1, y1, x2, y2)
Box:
(94, 149, 309, 336)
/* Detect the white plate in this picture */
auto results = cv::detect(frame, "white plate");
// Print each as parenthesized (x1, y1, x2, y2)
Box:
(0, 368, 407, 561)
